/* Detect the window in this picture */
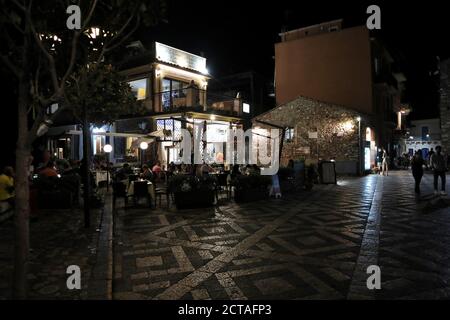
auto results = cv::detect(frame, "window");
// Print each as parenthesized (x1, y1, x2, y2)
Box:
(46, 103, 59, 115)
(128, 78, 148, 100)
(284, 127, 295, 142)
(243, 103, 250, 114)
(328, 26, 338, 32)
(161, 78, 189, 110)
(156, 118, 182, 141)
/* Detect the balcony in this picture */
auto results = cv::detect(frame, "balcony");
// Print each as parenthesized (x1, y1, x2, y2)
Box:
(149, 87, 244, 117)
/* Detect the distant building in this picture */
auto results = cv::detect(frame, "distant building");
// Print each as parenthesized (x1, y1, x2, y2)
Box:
(440, 59, 450, 155)
(401, 118, 441, 159)
(207, 71, 275, 120)
(255, 19, 408, 174)
(253, 95, 365, 175)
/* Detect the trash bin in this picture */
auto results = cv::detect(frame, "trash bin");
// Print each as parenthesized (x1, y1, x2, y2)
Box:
(319, 161, 337, 184)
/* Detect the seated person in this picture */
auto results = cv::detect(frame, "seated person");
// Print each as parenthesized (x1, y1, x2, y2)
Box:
(152, 161, 162, 178)
(0, 166, 15, 206)
(140, 165, 154, 181)
(152, 161, 162, 173)
(200, 161, 215, 176)
(38, 161, 58, 177)
(115, 163, 132, 181)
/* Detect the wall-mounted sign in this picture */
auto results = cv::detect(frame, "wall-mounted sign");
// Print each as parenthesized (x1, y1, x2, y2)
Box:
(296, 147, 311, 154)
(308, 131, 318, 139)
(155, 42, 207, 74)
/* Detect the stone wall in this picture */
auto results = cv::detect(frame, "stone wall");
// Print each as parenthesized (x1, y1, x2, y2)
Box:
(253, 95, 368, 172)
(440, 59, 450, 155)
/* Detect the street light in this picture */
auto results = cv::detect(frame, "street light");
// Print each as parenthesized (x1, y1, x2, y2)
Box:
(139, 141, 148, 167)
(356, 116, 362, 175)
(103, 144, 112, 191)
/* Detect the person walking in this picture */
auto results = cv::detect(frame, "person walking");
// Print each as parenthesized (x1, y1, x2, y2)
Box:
(381, 148, 389, 176)
(411, 150, 425, 195)
(430, 145, 447, 196)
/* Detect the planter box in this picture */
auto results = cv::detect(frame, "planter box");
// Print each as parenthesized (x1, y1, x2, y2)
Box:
(234, 188, 268, 203)
(174, 189, 215, 209)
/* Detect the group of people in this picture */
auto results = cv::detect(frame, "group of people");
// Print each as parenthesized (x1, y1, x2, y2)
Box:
(114, 161, 164, 184)
(411, 146, 447, 195)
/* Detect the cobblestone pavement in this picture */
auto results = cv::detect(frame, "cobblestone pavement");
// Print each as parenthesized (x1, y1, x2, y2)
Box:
(113, 171, 450, 300)
(0, 205, 102, 299)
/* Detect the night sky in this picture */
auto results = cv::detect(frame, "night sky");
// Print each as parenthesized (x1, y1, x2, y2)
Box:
(2, 0, 449, 167)
(138, 0, 449, 118)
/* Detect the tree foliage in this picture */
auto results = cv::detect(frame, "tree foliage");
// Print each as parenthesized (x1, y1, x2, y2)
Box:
(66, 63, 146, 126)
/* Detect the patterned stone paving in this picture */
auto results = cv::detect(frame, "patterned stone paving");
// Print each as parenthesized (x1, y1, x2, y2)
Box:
(2, 171, 448, 300)
(112, 171, 450, 300)
(0, 207, 102, 299)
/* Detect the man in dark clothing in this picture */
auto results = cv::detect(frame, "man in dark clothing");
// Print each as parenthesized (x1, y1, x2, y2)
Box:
(411, 150, 425, 194)
(430, 146, 447, 196)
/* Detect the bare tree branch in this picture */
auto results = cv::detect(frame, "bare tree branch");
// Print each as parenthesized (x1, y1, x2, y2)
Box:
(105, 15, 141, 54)
(28, 22, 60, 94)
(95, 5, 141, 63)
(81, 0, 99, 30)
(10, 0, 26, 12)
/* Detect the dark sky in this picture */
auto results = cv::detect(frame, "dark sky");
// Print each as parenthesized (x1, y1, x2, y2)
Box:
(2, 0, 450, 167)
(138, 0, 450, 119)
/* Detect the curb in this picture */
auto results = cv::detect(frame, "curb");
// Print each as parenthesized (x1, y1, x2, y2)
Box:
(87, 192, 114, 300)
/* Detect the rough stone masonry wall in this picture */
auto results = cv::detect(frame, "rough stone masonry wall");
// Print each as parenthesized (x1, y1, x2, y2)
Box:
(440, 60, 450, 155)
(254, 96, 362, 167)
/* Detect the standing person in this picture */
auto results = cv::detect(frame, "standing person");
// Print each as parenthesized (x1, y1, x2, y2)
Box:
(430, 146, 447, 196)
(411, 150, 425, 195)
(381, 149, 389, 176)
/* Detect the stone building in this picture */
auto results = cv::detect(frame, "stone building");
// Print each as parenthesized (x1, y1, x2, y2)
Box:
(273, 19, 408, 172)
(440, 59, 450, 155)
(253, 95, 376, 175)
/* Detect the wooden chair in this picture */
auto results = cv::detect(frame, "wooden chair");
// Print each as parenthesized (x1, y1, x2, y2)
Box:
(112, 181, 128, 208)
(132, 181, 152, 207)
(154, 181, 171, 209)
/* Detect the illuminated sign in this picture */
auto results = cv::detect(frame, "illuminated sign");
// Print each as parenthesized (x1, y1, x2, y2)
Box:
(364, 147, 371, 170)
(155, 42, 208, 74)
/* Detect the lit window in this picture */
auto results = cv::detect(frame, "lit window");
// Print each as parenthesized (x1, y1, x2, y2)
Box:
(284, 127, 295, 142)
(128, 78, 148, 100)
(243, 103, 250, 114)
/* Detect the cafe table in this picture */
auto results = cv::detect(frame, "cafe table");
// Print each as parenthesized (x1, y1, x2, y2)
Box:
(94, 170, 111, 186)
(126, 179, 156, 200)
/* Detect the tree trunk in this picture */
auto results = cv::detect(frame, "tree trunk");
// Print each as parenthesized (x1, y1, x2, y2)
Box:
(13, 79, 31, 299)
(82, 102, 91, 228)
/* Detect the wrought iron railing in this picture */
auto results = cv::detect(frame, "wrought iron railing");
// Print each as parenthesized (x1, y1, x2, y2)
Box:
(149, 87, 243, 116)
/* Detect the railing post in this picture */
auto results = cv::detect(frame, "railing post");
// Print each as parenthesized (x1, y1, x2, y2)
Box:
(186, 86, 194, 107)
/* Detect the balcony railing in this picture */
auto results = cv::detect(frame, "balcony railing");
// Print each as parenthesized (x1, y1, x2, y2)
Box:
(146, 87, 244, 117)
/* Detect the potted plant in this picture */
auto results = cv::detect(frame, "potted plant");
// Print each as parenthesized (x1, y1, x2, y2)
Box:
(231, 174, 271, 203)
(168, 174, 217, 209)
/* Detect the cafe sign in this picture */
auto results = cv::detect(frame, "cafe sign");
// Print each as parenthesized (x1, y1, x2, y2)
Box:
(155, 42, 207, 74)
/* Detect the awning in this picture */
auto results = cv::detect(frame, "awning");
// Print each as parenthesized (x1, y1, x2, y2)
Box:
(131, 137, 156, 149)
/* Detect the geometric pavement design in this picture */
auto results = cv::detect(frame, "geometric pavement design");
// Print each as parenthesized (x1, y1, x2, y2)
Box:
(112, 171, 450, 300)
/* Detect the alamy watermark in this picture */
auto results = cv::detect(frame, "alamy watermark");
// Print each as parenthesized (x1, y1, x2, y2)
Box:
(176, 126, 280, 175)
(66, 265, 81, 290)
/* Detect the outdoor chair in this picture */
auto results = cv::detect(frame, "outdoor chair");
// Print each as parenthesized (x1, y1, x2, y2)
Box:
(132, 180, 151, 207)
(215, 173, 230, 201)
(112, 181, 128, 208)
(154, 181, 172, 209)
